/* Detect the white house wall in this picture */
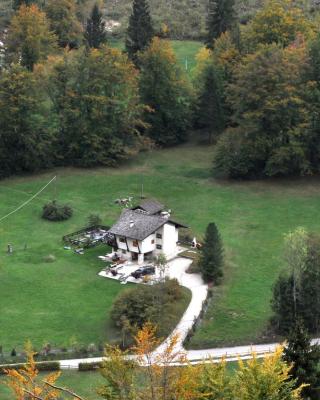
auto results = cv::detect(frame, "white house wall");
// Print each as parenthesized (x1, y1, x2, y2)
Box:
(140, 234, 156, 253)
(115, 235, 156, 254)
(159, 223, 178, 258)
(114, 222, 179, 260)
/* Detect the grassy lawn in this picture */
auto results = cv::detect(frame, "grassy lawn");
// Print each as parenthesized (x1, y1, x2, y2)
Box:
(2, 141, 320, 351)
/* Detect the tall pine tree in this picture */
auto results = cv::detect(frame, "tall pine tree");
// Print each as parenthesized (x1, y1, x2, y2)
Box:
(199, 222, 224, 283)
(205, 0, 236, 49)
(283, 320, 320, 400)
(125, 0, 153, 64)
(84, 3, 107, 49)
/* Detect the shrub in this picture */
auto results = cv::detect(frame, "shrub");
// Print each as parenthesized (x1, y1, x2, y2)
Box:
(212, 128, 263, 179)
(78, 361, 102, 371)
(0, 361, 60, 375)
(42, 254, 56, 263)
(42, 200, 73, 222)
(111, 279, 184, 338)
(87, 214, 102, 226)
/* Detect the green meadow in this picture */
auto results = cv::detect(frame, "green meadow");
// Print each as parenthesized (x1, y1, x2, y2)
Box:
(1, 141, 320, 351)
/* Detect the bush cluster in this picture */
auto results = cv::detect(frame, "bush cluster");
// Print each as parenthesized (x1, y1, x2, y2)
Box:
(0, 361, 60, 375)
(111, 279, 186, 341)
(42, 200, 73, 222)
(78, 361, 102, 371)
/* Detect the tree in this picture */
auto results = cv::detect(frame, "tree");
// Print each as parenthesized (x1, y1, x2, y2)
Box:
(13, 0, 38, 10)
(271, 272, 297, 335)
(139, 37, 192, 146)
(242, 0, 313, 50)
(6, 4, 57, 70)
(283, 227, 309, 317)
(84, 3, 107, 48)
(45, 0, 83, 48)
(4, 342, 84, 400)
(125, 0, 154, 64)
(154, 253, 168, 280)
(199, 222, 224, 283)
(47, 46, 146, 167)
(0, 64, 56, 178)
(283, 320, 320, 400)
(110, 279, 184, 340)
(205, 0, 236, 49)
(99, 323, 202, 400)
(299, 234, 320, 333)
(196, 61, 226, 143)
(271, 230, 320, 334)
(213, 43, 312, 178)
(234, 346, 304, 400)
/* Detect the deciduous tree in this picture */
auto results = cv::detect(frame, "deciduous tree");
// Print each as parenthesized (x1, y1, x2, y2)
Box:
(213, 43, 311, 178)
(242, 0, 314, 50)
(45, 0, 83, 48)
(0, 64, 56, 178)
(139, 37, 192, 146)
(6, 4, 57, 70)
(47, 46, 146, 167)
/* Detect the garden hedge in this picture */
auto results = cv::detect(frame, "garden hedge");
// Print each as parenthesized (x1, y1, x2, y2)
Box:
(0, 361, 60, 375)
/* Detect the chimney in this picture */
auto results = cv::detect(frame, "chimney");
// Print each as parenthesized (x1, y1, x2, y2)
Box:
(129, 220, 134, 228)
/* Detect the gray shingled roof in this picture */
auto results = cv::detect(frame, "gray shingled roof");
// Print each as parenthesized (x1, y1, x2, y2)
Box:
(132, 199, 164, 215)
(107, 209, 186, 241)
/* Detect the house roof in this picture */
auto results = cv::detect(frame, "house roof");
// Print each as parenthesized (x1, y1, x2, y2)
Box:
(132, 199, 164, 215)
(107, 209, 187, 241)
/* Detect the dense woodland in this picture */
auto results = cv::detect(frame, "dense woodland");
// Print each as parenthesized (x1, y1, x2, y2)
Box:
(2, 0, 320, 178)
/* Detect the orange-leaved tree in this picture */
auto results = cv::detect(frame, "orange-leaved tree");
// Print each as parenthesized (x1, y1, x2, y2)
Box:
(100, 322, 202, 400)
(3, 342, 85, 400)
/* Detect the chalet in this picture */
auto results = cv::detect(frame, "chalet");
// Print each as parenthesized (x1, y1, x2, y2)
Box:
(107, 199, 187, 265)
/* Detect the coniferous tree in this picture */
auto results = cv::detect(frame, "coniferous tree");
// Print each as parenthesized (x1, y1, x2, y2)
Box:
(125, 0, 153, 64)
(199, 222, 224, 283)
(283, 320, 320, 400)
(84, 3, 107, 49)
(197, 62, 225, 143)
(139, 37, 191, 146)
(271, 273, 297, 335)
(205, 0, 236, 49)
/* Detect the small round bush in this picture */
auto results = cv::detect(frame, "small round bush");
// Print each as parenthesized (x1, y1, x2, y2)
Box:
(42, 200, 73, 222)
(43, 254, 56, 263)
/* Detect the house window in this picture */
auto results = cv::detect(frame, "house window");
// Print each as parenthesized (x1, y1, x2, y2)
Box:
(122, 250, 126, 254)
(151, 240, 155, 244)
(132, 240, 138, 247)
(119, 237, 126, 243)
(156, 233, 162, 239)
(156, 245, 162, 250)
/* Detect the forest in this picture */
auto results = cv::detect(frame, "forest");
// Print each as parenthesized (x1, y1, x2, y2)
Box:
(1, 0, 320, 179)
